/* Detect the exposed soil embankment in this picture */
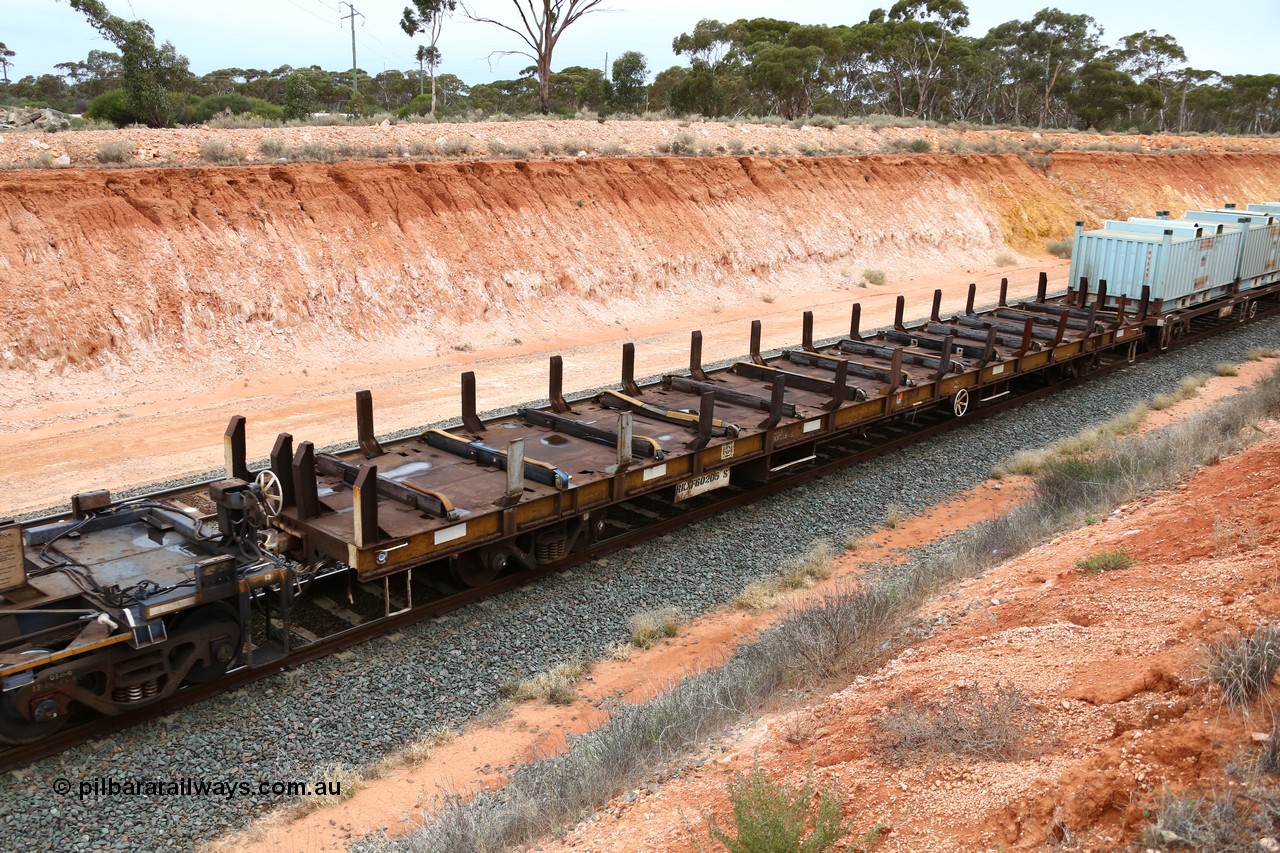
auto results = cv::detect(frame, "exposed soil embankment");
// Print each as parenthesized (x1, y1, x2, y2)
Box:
(4, 151, 1280, 376)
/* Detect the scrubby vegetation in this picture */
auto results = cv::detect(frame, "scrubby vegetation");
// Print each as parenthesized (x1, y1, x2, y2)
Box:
(875, 682, 1037, 761)
(1205, 624, 1280, 711)
(699, 763, 879, 853)
(1074, 549, 1135, 574)
(378, 365, 1280, 853)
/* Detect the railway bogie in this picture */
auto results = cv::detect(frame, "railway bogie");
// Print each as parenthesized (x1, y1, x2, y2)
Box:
(4, 208, 1280, 757)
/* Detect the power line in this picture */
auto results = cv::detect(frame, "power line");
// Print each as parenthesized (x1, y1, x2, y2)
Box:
(360, 23, 400, 57)
(284, 0, 341, 29)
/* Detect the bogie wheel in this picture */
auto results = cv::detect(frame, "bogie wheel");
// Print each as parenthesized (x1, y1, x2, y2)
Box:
(951, 388, 970, 418)
(1249, 301, 1259, 320)
(171, 603, 243, 684)
(0, 656, 67, 745)
(449, 547, 509, 587)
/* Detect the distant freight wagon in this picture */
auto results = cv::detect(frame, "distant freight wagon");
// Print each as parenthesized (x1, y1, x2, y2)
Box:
(1070, 203, 1280, 316)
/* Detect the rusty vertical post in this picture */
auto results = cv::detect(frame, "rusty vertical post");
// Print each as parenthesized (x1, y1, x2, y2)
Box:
(999, 277, 1009, 307)
(849, 304, 862, 341)
(270, 433, 296, 509)
(893, 295, 906, 330)
(930, 289, 942, 322)
(356, 390, 383, 458)
(1017, 318, 1035, 356)
(1095, 281, 1108, 311)
(965, 282, 977, 315)
(932, 335, 954, 380)
(1037, 271, 1048, 303)
(687, 391, 715, 451)
(1113, 294, 1129, 329)
(352, 464, 378, 549)
(461, 371, 485, 434)
(802, 311, 816, 352)
(549, 355, 570, 413)
(1050, 311, 1069, 347)
(292, 441, 319, 520)
(826, 359, 848, 411)
(887, 347, 903, 399)
(689, 331, 709, 381)
(224, 416, 250, 482)
(980, 327, 997, 365)
(749, 320, 766, 365)
(1077, 277, 1089, 306)
(1085, 284, 1105, 326)
(758, 373, 786, 430)
(1137, 285, 1151, 322)
(621, 343, 642, 396)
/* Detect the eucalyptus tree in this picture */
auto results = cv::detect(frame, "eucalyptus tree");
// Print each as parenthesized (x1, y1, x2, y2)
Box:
(464, 0, 607, 114)
(65, 0, 192, 126)
(1111, 30, 1186, 129)
(401, 0, 457, 116)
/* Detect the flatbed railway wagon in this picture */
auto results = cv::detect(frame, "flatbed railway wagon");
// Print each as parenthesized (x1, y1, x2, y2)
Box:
(4, 202, 1280, 753)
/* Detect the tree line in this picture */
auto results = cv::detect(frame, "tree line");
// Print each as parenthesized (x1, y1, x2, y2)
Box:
(2, 0, 1276, 135)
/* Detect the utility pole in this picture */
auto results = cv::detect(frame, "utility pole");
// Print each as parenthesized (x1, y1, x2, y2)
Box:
(340, 2, 363, 102)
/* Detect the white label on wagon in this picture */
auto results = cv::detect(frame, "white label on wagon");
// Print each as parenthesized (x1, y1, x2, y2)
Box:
(434, 523, 467, 545)
(803, 419, 821, 434)
(990, 364, 1005, 375)
(642, 463, 668, 482)
(674, 469, 731, 502)
(146, 594, 199, 619)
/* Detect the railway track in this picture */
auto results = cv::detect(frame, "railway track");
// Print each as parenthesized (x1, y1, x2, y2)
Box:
(2, 287, 1269, 772)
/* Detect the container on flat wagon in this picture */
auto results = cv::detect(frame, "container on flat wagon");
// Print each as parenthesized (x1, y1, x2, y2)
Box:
(1247, 202, 1280, 216)
(1184, 208, 1280, 284)
(1069, 220, 1240, 310)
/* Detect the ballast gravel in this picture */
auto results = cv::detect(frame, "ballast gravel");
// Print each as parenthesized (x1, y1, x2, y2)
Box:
(3, 316, 1280, 852)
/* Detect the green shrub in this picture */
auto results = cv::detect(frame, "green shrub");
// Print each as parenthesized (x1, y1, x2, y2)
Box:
(96, 140, 133, 164)
(703, 763, 872, 853)
(86, 88, 138, 127)
(1046, 239, 1073, 259)
(907, 137, 931, 153)
(862, 269, 886, 286)
(1074, 549, 1134, 574)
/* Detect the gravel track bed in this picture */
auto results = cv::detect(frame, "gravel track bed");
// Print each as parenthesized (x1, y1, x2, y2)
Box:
(4, 317, 1279, 851)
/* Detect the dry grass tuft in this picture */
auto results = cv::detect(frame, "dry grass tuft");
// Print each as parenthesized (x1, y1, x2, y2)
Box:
(501, 660, 589, 705)
(735, 577, 782, 611)
(1205, 624, 1280, 712)
(628, 607, 685, 649)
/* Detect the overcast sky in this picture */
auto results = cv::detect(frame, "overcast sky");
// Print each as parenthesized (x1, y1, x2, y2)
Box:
(5, 1, 1277, 84)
